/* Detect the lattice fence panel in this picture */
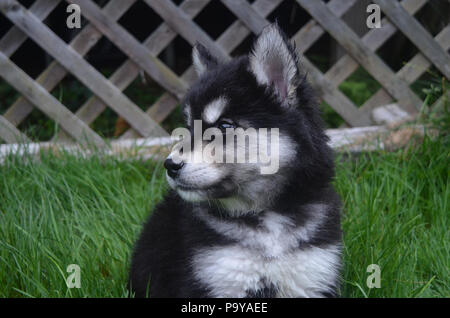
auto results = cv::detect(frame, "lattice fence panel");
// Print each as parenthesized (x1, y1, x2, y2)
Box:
(0, 0, 448, 144)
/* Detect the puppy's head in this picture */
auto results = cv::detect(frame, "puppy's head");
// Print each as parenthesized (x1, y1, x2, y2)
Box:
(165, 24, 331, 214)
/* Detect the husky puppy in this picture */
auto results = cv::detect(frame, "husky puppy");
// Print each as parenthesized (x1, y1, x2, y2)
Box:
(129, 24, 342, 298)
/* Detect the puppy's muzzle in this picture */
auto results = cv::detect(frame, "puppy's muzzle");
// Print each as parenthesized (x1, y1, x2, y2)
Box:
(164, 157, 184, 178)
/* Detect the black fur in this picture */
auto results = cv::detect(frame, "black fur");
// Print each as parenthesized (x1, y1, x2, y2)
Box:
(129, 24, 342, 298)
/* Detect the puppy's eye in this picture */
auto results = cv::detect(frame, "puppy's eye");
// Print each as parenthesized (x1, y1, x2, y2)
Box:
(218, 121, 235, 132)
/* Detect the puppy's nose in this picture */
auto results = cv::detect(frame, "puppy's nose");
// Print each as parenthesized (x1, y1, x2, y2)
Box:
(164, 158, 184, 178)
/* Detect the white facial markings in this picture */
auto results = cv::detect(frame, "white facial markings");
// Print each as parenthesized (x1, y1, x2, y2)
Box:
(202, 97, 228, 124)
(180, 164, 224, 188)
(165, 128, 297, 209)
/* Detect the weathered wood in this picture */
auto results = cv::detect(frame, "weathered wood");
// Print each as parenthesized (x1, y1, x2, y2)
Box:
(360, 25, 450, 114)
(66, 0, 211, 141)
(68, 0, 188, 101)
(219, 0, 271, 36)
(325, 0, 428, 85)
(0, 0, 446, 147)
(1, 124, 431, 163)
(291, 0, 358, 54)
(0, 115, 30, 143)
(301, 57, 372, 126)
(145, 0, 229, 62)
(374, 0, 450, 80)
(120, 0, 283, 139)
(220, 0, 269, 37)
(3, 0, 136, 128)
(297, 0, 422, 115)
(217, 0, 282, 53)
(217, 0, 371, 126)
(372, 103, 412, 125)
(0, 0, 59, 57)
(327, 124, 432, 152)
(0, 136, 174, 163)
(431, 90, 449, 111)
(0, 51, 104, 146)
(327, 125, 388, 151)
(1, 0, 167, 138)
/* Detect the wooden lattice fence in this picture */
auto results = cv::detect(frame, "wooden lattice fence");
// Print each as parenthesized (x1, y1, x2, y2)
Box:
(0, 0, 448, 146)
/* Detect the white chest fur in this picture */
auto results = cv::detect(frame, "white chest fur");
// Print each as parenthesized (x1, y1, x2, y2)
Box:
(192, 208, 341, 297)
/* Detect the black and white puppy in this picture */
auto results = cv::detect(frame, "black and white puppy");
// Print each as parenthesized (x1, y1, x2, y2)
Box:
(129, 24, 342, 298)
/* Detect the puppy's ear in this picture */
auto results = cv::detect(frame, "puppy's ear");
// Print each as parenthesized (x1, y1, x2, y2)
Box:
(192, 43, 219, 77)
(249, 24, 300, 105)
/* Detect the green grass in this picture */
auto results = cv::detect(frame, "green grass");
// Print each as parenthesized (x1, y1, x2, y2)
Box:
(0, 152, 166, 297)
(336, 136, 449, 297)
(0, 135, 448, 297)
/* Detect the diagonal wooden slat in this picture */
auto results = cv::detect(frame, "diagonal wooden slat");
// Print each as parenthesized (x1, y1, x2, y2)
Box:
(0, 0, 167, 138)
(431, 90, 449, 112)
(0, 115, 30, 143)
(220, 0, 371, 126)
(297, 0, 423, 115)
(220, 0, 271, 38)
(212, 0, 282, 61)
(217, 0, 282, 51)
(325, 0, 428, 86)
(301, 57, 373, 126)
(397, 25, 450, 85)
(0, 0, 59, 57)
(144, 0, 229, 62)
(321, 0, 429, 125)
(291, 0, 358, 55)
(374, 0, 450, 80)
(0, 51, 104, 146)
(68, 0, 188, 100)
(121, 0, 284, 139)
(58, 0, 211, 141)
(3, 0, 136, 128)
(360, 25, 450, 114)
